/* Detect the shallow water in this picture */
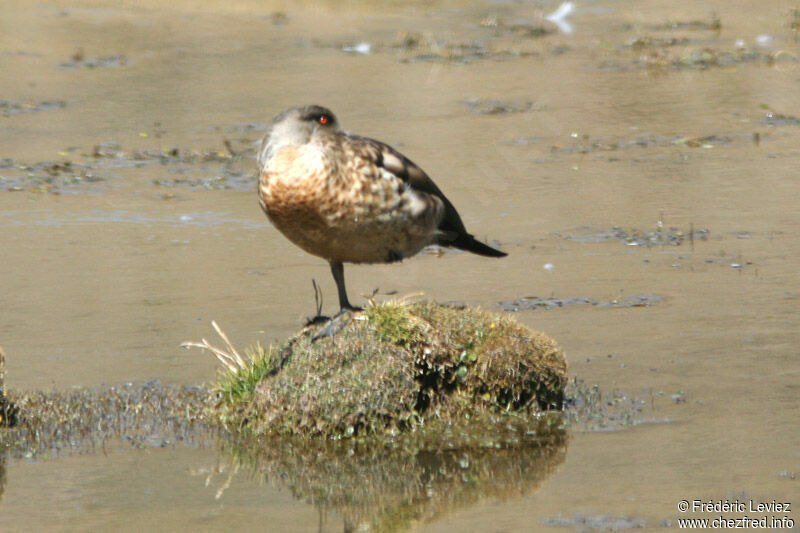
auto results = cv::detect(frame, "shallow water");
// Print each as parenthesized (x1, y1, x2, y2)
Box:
(1, 0, 799, 531)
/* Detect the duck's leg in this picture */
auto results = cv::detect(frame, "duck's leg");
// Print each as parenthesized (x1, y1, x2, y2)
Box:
(309, 261, 361, 341)
(329, 260, 362, 313)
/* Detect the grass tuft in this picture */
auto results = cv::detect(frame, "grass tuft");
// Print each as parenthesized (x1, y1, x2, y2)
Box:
(214, 342, 279, 403)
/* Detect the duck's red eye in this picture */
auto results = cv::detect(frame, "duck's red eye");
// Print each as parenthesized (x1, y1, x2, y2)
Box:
(319, 115, 329, 125)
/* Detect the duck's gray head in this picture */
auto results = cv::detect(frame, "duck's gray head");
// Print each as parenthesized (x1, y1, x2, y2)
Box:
(258, 105, 340, 169)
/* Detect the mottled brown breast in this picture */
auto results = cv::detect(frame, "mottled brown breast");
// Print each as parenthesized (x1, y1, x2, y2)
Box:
(259, 140, 444, 264)
(258, 144, 333, 248)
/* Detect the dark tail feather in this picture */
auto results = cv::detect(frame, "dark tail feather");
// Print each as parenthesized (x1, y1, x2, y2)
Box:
(451, 233, 507, 257)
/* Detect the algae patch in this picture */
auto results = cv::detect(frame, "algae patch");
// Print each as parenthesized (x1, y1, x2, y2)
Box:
(0, 381, 216, 459)
(211, 302, 568, 445)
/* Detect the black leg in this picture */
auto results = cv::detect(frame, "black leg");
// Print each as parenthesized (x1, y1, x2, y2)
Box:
(329, 260, 362, 312)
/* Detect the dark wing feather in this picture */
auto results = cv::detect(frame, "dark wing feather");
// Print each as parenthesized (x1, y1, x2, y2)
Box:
(345, 133, 507, 258)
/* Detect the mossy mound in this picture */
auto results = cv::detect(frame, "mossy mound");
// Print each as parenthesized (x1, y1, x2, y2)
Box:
(220, 302, 567, 442)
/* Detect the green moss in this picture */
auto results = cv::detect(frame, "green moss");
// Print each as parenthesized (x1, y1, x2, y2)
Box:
(366, 303, 424, 347)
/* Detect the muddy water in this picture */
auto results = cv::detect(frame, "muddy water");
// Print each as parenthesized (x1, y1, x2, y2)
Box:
(1, 0, 799, 531)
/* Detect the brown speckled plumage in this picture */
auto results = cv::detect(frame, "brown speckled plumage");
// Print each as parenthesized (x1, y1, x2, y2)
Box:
(257, 105, 506, 311)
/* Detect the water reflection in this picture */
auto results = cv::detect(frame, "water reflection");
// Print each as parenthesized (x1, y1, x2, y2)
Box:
(218, 431, 568, 532)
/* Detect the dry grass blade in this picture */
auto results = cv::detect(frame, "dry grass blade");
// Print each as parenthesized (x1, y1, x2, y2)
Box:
(181, 339, 239, 373)
(181, 321, 247, 374)
(211, 321, 247, 369)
